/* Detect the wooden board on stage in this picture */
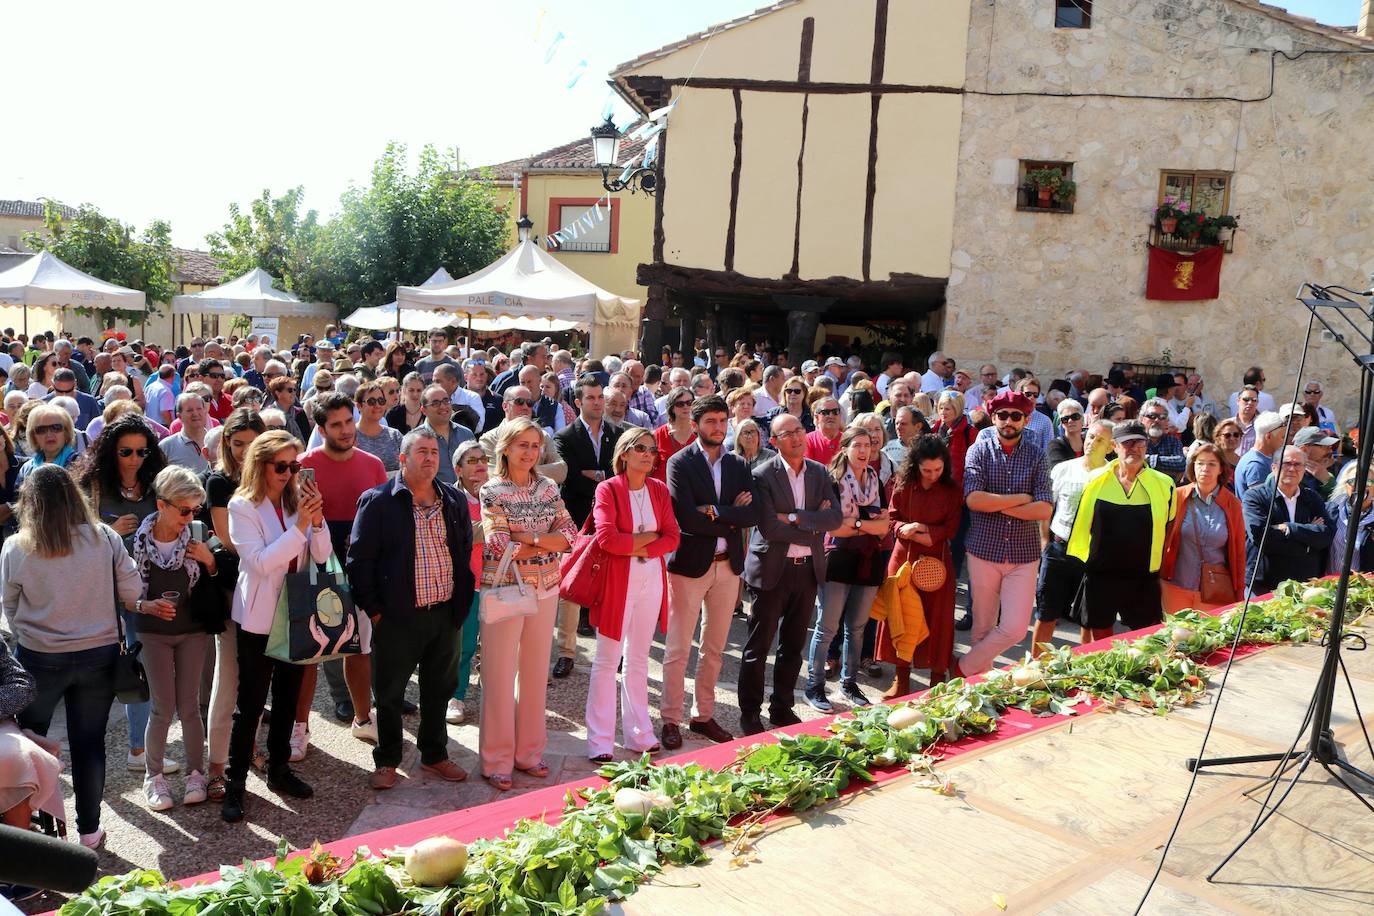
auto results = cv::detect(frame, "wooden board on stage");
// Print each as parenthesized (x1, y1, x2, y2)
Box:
(620, 644, 1374, 915)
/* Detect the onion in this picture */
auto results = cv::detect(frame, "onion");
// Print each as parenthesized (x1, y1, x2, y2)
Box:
(886, 706, 927, 730)
(1126, 647, 1145, 660)
(648, 791, 675, 810)
(405, 836, 468, 887)
(1010, 665, 1046, 689)
(1170, 626, 1196, 645)
(1220, 609, 1240, 624)
(614, 788, 656, 817)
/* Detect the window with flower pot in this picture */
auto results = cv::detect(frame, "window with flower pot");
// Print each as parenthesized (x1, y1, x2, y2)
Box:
(1016, 160, 1075, 213)
(1055, 0, 1091, 28)
(1151, 170, 1237, 251)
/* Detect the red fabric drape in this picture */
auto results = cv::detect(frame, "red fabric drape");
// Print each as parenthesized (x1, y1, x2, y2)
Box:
(1146, 244, 1224, 300)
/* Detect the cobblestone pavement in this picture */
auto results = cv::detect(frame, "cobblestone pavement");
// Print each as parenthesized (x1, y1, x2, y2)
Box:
(18, 580, 1090, 912)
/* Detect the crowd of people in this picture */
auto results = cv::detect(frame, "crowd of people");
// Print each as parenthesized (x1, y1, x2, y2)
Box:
(0, 325, 1360, 865)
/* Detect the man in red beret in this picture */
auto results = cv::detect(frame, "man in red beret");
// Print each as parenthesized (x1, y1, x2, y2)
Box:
(955, 390, 1053, 677)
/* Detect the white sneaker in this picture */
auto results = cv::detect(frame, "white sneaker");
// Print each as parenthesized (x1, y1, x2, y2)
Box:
(78, 829, 105, 849)
(351, 716, 378, 744)
(445, 699, 465, 724)
(289, 722, 310, 763)
(127, 750, 181, 775)
(143, 774, 174, 811)
(183, 770, 208, 805)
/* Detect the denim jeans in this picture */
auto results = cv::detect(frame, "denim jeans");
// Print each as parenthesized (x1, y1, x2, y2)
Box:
(16, 643, 118, 836)
(122, 609, 150, 750)
(807, 582, 878, 690)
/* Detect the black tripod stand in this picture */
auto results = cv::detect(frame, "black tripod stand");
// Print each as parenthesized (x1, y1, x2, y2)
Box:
(1187, 283, 1374, 881)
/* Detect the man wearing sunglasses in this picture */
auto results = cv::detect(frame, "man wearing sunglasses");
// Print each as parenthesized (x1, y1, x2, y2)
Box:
(1242, 445, 1334, 596)
(43, 367, 101, 430)
(476, 386, 566, 484)
(200, 358, 234, 422)
(805, 397, 845, 466)
(955, 390, 1053, 678)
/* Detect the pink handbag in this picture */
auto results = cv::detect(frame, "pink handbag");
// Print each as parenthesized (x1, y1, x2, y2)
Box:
(559, 514, 608, 609)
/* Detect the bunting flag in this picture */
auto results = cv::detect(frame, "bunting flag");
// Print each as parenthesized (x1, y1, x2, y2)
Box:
(566, 59, 589, 88)
(1145, 245, 1224, 300)
(544, 31, 565, 63)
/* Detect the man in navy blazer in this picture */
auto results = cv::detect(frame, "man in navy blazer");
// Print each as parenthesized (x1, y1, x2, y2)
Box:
(738, 412, 842, 735)
(659, 395, 758, 749)
(348, 427, 475, 790)
(1242, 445, 1335, 595)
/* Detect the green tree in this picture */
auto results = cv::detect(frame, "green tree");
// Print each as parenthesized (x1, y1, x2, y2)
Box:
(311, 143, 509, 309)
(23, 201, 177, 325)
(205, 187, 322, 294)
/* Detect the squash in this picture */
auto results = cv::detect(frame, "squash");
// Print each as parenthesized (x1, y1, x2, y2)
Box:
(405, 836, 468, 887)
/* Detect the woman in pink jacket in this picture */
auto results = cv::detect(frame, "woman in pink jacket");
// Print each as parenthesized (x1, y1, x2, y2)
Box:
(585, 426, 680, 762)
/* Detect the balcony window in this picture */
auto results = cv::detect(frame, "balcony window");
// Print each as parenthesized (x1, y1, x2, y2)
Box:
(556, 204, 611, 253)
(1016, 160, 1076, 213)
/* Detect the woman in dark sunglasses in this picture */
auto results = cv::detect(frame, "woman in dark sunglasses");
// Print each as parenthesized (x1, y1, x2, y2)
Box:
(72, 414, 170, 775)
(651, 386, 697, 483)
(353, 380, 402, 473)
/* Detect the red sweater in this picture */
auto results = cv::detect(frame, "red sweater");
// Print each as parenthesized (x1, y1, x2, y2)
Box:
(589, 475, 681, 642)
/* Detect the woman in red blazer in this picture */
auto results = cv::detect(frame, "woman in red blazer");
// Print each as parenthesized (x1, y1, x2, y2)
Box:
(586, 427, 681, 762)
(1160, 443, 1247, 612)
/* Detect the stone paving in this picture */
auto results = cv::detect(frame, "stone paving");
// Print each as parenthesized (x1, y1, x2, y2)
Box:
(16, 581, 1092, 913)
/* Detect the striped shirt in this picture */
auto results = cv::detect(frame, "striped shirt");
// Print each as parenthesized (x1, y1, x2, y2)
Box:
(480, 475, 578, 592)
(412, 501, 454, 607)
(630, 387, 661, 427)
(963, 433, 1052, 565)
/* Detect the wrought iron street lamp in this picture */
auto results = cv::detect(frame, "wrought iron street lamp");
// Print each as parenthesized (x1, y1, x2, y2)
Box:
(516, 214, 534, 243)
(590, 116, 656, 196)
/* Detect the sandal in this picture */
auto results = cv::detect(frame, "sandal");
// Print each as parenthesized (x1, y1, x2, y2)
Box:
(486, 773, 513, 791)
(589, 753, 614, 764)
(206, 775, 227, 801)
(517, 761, 551, 778)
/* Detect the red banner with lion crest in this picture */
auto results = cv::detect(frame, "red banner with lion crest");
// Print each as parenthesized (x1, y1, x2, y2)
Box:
(1146, 245, 1224, 300)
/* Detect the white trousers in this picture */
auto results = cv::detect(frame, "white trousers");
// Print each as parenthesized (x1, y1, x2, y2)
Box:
(585, 560, 664, 758)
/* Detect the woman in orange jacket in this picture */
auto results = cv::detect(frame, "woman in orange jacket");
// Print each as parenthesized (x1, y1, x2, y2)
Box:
(1160, 443, 1247, 612)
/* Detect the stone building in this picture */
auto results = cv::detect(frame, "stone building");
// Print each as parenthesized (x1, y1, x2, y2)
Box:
(609, 0, 1374, 419)
(945, 0, 1374, 421)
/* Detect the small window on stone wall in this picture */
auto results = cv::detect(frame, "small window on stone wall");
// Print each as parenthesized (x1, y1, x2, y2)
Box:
(1055, 0, 1091, 28)
(1017, 160, 1076, 213)
(1158, 171, 1231, 217)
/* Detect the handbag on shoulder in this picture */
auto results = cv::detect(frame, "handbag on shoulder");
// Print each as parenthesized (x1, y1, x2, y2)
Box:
(480, 542, 539, 625)
(559, 514, 608, 609)
(109, 540, 148, 705)
(1193, 502, 1236, 606)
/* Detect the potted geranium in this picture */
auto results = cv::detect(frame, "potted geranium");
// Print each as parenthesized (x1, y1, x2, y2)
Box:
(1210, 213, 1239, 245)
(1025, 168, 1064, 208)
(1053, 178, 1077, 208)
(1154, 197, 1188, 234)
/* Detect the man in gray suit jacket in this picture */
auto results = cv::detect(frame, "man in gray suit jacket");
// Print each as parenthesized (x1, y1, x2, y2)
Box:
(739, 413, 842, 735)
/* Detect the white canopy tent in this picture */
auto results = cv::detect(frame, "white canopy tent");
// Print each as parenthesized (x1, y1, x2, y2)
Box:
(0, 251, 146, 334)
(342, 267, 455, 332)
(170, 268, 334, 319)
(395, 241, 639, 343)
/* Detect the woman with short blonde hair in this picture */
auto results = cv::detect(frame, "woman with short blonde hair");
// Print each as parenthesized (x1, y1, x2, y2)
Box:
(18, 404, 76, 484)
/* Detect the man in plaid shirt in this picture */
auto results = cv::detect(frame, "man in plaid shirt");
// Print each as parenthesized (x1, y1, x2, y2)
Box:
(624, 359, 662, 427)
(956, 390, 1053, 677)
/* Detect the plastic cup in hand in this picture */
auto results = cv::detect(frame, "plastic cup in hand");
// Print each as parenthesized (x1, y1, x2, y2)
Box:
(161, 591, 181, 614)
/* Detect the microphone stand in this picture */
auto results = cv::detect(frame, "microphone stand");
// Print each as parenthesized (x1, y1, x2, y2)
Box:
(1188, 282, 1374, 881)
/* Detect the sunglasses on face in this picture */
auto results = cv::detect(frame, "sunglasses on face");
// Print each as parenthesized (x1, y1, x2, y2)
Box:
(994, 411, 1024, 422)
(1280, 460, 1305, 470)
(117, 447, 152, 458)
(1141, 412, 1166, 420)
(784, 388, 803, 396)
(506, 397, 534, 408)
(162, 501, 202, 518)
(271, 460, 301, 475)
(673, 399, 691, 408)
(630, 442, 659, 455)
(816, 408, 840, 417)
(1218, 432, 1241, 440)
(32, 423, 64, 436)
(1239, 397, 1257, 403)
(282, 386, 298, 394)
(1305, 389, 1321, 395)
(425, 400, 452, 409)
(361, 397, 386, 407)
(207, 373, 225, 380)
(1061, 413, 1083, 421)
(53, 385, 75, 394)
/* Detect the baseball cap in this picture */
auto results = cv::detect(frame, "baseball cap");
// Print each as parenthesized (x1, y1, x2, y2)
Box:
(1254, 411, 1285, 437)
(823, 357, 845, 369)
(1293, 426, 1337, 447)
(1113, 421, 1148, 443)
(801, 359, 820, 373)
(317, 340, 335, 351)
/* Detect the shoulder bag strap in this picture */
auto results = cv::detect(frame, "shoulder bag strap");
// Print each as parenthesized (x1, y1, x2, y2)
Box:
(109, 531, 129, 651)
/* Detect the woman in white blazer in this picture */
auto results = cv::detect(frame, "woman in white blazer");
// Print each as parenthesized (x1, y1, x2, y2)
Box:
(221, 429, 329, 823)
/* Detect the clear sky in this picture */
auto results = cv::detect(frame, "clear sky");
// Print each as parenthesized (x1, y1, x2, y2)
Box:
(2, 0, 1360, 249)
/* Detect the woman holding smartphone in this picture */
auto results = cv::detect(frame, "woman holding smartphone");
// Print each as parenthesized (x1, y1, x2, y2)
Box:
(222, 430, 330, 823)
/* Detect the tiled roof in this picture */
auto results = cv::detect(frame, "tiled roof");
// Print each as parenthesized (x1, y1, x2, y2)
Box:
(470, 121, 651, 180)
(172, 248, 224, 286)
(0, 199, 79, 219)
(611, 1, 800, 76)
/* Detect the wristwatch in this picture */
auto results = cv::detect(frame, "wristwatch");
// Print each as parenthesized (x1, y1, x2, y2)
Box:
(533, 533, 541, 547)
(787, 512, 799, 526)
(135, 599, 144, 614)
(853, 518, 863, 530)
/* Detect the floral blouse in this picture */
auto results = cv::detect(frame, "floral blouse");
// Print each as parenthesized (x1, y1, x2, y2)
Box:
(480, 475, 578, 592)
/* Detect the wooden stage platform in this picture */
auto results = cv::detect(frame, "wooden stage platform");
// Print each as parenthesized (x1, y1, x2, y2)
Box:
(619, 641, 1374, 915)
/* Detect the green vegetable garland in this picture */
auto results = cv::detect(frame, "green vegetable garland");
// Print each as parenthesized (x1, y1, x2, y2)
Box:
(59, 576, 1365, 916)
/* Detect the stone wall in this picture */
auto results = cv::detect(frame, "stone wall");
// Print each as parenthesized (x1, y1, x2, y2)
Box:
(944, 0, 1374, 423)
